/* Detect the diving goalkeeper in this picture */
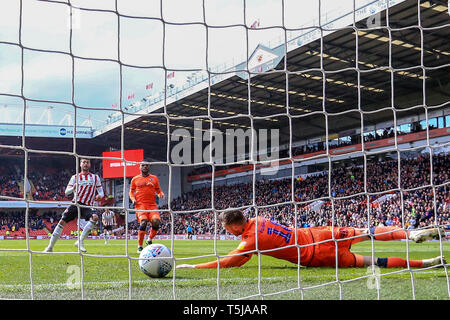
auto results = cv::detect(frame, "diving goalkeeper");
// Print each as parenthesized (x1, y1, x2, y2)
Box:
(176, 210, 446, 269)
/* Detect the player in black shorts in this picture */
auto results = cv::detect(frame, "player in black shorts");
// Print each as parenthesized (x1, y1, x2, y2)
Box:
(61, 203, 95, 224)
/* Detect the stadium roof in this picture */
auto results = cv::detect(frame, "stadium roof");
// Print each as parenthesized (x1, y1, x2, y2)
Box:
(90, 0, 449, 162)
(1, 0, 448, 162)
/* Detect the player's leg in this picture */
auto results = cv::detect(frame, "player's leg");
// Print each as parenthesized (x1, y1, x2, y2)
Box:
(136, 204, 151, 252)
(104, 226, 109, 244)
(138, 218, 149, 252)
(352, 226, 445, 244)
(81, 213, 98, 242)
(353, 254, 446, 268)
(340, 226, 447, 268)
(101, 225, 106, 243)
(147, 215, 161, 245)
(146, 209, 161, 245)
(74, 211, 98, 252)
(44, 206, 73, 252)
(335, 240, 446, 268)
(352, 226, 407, 243)
(44, 219, 67, 252)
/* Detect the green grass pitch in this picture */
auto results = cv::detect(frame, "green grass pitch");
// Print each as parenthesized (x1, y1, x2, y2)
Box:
(0, 239, 449, 300)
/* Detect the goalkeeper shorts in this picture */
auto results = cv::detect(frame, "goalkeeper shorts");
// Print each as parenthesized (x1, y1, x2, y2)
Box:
(306, 227, 358, 267)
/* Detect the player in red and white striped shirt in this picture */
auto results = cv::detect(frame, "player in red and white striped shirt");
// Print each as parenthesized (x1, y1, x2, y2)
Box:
(66, 170, 103, 206)
(44, 158, 104, 253)
(101, 209, 116, 244)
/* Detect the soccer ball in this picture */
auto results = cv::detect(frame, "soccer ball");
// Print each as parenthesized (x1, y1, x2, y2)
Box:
(138, 244, 173, 278)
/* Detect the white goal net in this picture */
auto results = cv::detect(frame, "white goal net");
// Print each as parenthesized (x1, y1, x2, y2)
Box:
(0, 0, 449, 301)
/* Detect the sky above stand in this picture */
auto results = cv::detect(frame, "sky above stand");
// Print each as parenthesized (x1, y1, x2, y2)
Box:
(0, 0, 360, 129)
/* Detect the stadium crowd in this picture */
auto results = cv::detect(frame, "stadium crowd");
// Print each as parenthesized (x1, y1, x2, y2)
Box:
(0, 210, 59, 235)
(0, 165, 23, 199)
(27, 168, 72, 201)
(0, 160, 72, 201)
(160, 152, 450, 235)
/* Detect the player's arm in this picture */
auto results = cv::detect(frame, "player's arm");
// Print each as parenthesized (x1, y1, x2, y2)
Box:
(95, 175, 104, 200)
(155, 177, 166, 200)
(177, 241, 254, 269)
(196, 249, 252, 268)
(64, 175, 76, 196)
(129, 178, 136, 204)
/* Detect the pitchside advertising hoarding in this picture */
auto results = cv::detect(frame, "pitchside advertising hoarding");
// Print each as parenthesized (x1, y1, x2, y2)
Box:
(102, 149, 144, 179)
(0, 123, 93, 138)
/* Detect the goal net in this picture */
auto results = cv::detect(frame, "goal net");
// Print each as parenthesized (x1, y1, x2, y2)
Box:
(0, 0, 449, 301)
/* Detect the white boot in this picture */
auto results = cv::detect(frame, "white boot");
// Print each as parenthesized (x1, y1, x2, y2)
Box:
(422, 255, 446, 268)
(409, 227, 445, 243)
(74, 240, 87, 253)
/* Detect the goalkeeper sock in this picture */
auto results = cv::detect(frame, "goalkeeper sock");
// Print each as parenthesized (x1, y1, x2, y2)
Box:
(370, 226, 407, 241)
(378, 257, 423, 268)
(138, 230, 145, 247)
(80, 221, 94, 242)
(48, 223, 64, 249)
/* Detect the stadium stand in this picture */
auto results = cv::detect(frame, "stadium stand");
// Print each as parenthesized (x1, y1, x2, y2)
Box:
(186, 118, 447, 179)
(163, 152, 450, 236)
